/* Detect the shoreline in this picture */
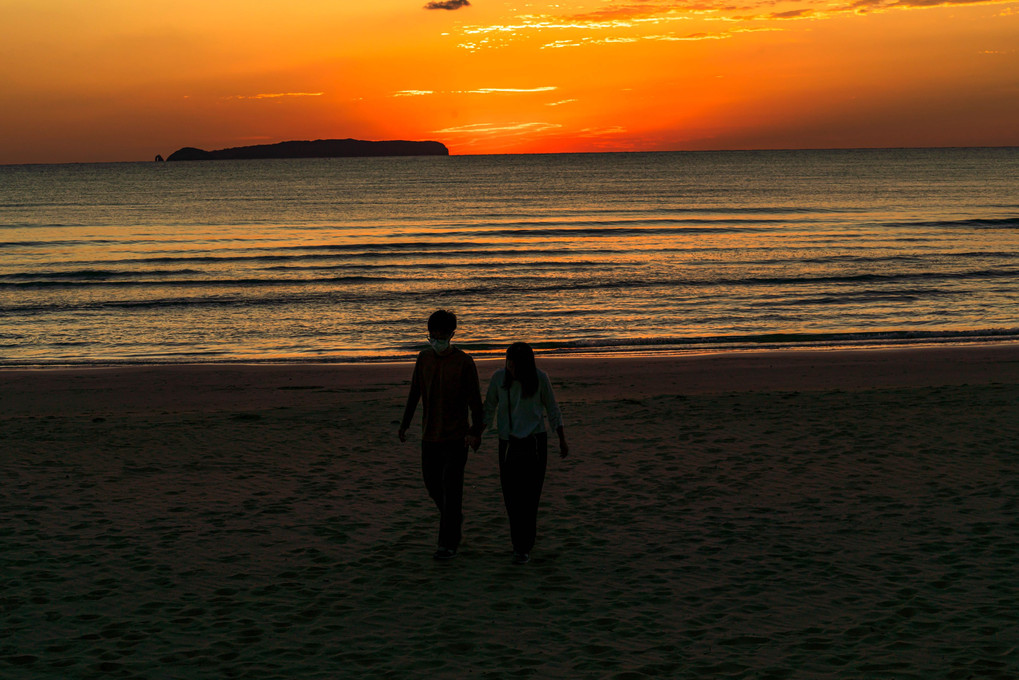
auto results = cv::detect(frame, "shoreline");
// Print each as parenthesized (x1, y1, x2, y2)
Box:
(4, 343, 1019, 414)
(4, 334, 1019, 371)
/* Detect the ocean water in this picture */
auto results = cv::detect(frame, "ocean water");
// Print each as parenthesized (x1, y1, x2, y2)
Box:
(1, 148, 1017, 366)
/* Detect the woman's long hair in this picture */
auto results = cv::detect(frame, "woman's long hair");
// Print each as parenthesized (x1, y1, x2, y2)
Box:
(504, 342, 538, 397)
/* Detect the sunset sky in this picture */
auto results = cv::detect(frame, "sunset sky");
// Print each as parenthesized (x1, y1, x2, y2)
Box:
(2, 0, 1017, 164)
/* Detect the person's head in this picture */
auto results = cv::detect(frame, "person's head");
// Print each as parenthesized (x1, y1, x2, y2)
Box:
(427, 309, 457, 354)
(504, 341, 538, 397)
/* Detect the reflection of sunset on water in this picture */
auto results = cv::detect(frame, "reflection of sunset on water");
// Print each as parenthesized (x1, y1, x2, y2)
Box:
(2, 149, 1017, 365)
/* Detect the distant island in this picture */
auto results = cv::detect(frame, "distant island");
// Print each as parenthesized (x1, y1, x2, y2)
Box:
(164, 138, 448, 161)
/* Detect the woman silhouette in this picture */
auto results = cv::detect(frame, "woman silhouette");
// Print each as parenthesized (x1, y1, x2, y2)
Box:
(483, 342, 569, 564)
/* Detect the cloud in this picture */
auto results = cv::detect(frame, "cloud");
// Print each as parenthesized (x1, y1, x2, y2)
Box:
(463, 87, 558, 94)
(841, 0, 1012, 13)
(888, 0, 1009, 6)
(461, 14, 693, 36)
(578, 126, 628, 136)
(454, 0, 1019, 51)
(565, 3, 670, 21)
(769, 8, 815, 18)
(425, 0, 470, 9)
(227, 92, 324, 100)
(456, 5, 769, 50)
(541, 29, 773, 48)
(433, 122, 562, 135)
(392, 87, 558, 97)
(565, 3, 716, 22)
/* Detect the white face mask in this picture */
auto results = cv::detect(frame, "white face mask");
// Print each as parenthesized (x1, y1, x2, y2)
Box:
(428, 337, 451, 353)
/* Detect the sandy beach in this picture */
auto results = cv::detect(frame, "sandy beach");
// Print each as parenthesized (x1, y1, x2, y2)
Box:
(3, 345, 1018, 679)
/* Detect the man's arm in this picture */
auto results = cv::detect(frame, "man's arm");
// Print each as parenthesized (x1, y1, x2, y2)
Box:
(466, 357, 485, 439)
(398, 359, 422, 442)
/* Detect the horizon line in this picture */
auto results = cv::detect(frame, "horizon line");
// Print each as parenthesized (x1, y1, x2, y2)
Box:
(3, 144, 1018, 168)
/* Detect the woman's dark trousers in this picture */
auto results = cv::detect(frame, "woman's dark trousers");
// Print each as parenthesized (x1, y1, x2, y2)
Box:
(421, 440, 469, 551)
(499, 433, 548, 554)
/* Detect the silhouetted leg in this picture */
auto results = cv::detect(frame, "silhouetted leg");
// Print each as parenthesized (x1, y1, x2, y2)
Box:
(499, 442, 526, 552)
(516, 435, 547, 554)
(421, 442, 444, 512)
(422, 440, 468, 550)
(499, 435, 548, 554)
(438, 443, 468, 550)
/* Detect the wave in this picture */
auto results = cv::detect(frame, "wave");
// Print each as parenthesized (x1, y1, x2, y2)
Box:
(26, 249, 1012, 278)
(0, 219, 782, 252)
(260, 259, 613, 272)
(544, 328, 1019, 352)
(468, 206, 854, 219)
(0, 239, 121, 248)
(430, 269, 1019, 298)
(23, 249, 613, 272)
(0, 268, 201, 281)
(395, 215, 796, 229)
(747, 251, 1018, 267)
(450, 224, 774, 237)
(720, 268, 1019, 286)
(6, 327, 1017, 368)
(0, 275, 390, 290)
(886, 216, 1019, 230)
(3, 265, 1014, 295)
(107, 246, 608, 265)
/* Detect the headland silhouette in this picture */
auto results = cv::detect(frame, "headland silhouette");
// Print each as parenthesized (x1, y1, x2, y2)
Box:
(165, 138, 448, 161)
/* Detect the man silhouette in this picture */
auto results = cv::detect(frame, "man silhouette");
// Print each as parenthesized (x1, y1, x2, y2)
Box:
(399, 310, 484, 560)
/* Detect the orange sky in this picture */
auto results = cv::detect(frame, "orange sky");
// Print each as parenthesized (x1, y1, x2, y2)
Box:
(1, 0, 1017, 164)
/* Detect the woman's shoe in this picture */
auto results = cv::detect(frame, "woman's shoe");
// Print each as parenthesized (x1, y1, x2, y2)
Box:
(433, 547, 457, 560)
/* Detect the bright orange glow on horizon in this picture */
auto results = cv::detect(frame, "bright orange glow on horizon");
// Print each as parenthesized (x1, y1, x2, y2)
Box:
(1, 0, 1017, 164)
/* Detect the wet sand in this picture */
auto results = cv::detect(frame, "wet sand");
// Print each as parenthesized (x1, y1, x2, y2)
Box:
(2, 346, 1018, 679)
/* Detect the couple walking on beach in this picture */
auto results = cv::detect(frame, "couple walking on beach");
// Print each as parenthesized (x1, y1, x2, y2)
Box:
(398, 310, 569, 564)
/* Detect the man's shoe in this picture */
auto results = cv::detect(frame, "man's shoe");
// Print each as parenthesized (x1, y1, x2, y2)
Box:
(433, 548, 457, 560)
(512, 551, 530, 564)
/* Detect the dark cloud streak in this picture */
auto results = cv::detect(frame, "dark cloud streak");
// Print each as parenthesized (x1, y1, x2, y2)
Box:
(424, 0, 471, 9)
(770, 8, 814, 18)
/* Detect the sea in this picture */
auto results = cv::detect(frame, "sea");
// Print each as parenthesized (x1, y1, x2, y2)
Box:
(2, 148, 1017, 366)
